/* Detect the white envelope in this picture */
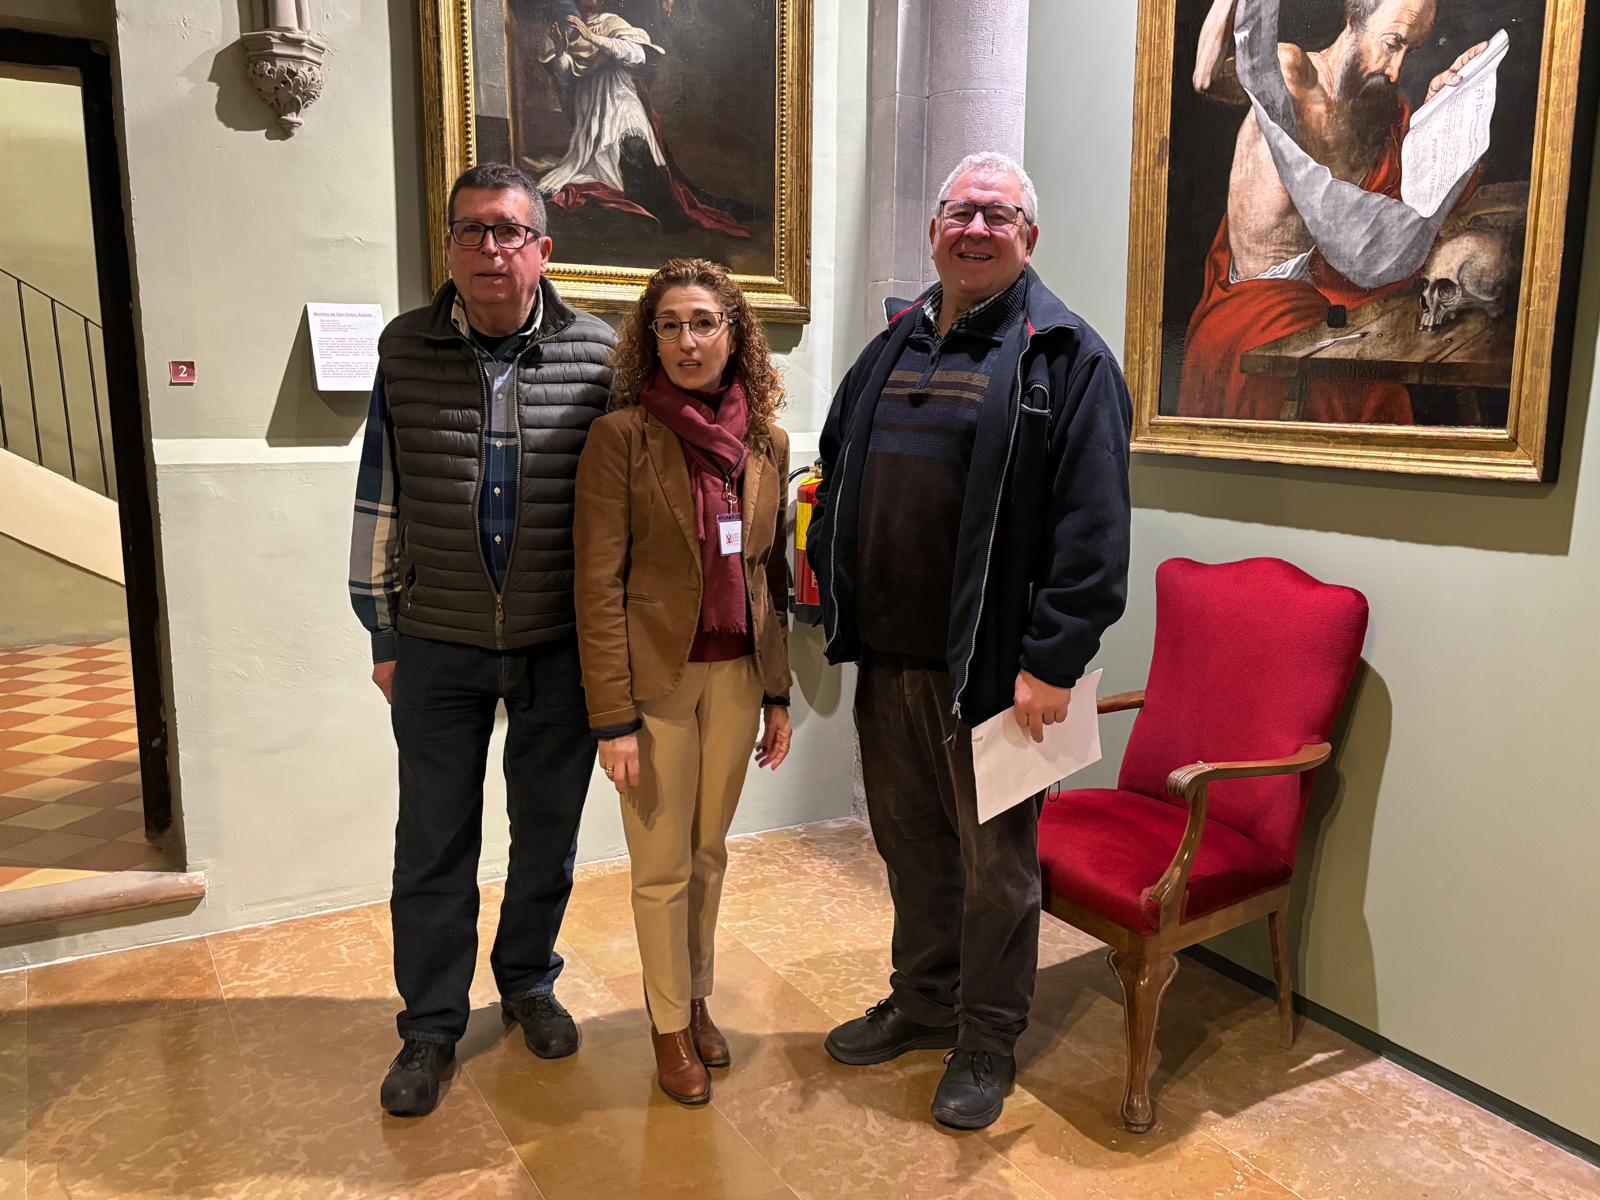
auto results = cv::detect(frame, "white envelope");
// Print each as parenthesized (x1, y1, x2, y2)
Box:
(971, 669, 1103, 824)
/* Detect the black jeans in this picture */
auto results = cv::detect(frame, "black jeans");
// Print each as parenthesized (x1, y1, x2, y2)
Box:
(855, 652, 1042, 1056)
(389, 633, 594, 1044)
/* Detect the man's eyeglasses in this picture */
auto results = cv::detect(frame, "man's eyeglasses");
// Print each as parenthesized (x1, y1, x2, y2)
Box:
(938, 200, 1030, 229)
(449, 220, 544, 250)
(649, 312, 732, 342)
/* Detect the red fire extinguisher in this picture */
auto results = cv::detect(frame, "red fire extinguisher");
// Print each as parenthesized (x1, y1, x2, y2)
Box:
(791, 461, 823, 626)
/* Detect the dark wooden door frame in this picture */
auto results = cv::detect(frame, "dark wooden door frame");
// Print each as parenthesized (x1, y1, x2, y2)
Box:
(0, 27, 174, 834)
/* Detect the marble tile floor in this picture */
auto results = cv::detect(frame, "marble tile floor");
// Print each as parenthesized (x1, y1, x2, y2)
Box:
(1, 817, 1593, 1199)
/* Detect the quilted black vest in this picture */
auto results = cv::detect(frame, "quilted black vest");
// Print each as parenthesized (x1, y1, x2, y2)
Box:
(380, 279, 615, 650)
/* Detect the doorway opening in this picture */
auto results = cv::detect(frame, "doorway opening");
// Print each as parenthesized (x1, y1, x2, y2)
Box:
(0, 29, 177, 904)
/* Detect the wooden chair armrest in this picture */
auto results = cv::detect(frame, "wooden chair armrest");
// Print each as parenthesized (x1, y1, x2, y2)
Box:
(1165, 743, 1332, 799)
(1146, 742, 1332, 929)
(1098, 689, 1146, 715)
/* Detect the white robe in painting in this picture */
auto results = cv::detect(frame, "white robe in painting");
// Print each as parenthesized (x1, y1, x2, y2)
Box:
(537, 12, 666, 194)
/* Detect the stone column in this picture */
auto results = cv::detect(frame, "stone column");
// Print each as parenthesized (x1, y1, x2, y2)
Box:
(864, 0, 1031, 325)
(865, 0, 931, 325)
(924, 0, 1030, 222)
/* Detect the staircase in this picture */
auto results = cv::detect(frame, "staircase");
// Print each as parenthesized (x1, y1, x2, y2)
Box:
(0, 266, 123, 585)
(1, 265, 116, 500)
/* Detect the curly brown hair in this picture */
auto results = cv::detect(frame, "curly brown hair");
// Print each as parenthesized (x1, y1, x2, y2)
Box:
(608, 258, 786, 437)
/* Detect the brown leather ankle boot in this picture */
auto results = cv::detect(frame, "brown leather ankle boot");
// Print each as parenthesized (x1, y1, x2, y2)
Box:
(689, 998, 730, 1068)
(651, 1027, 711, 1105)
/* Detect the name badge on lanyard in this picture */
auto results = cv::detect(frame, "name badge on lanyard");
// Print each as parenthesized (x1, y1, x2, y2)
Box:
(718, 478, 742, 556)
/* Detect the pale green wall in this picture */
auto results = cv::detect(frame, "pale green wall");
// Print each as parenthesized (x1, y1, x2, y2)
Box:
(2, 0, 870, 965)
(0, 532, 126, 647)
(0, 71, 98, 316)
(1026, 0, 1600, 1143)
(0, 70, 107, 485)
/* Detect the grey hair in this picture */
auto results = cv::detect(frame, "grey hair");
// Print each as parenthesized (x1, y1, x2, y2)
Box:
(935, 151, 1039, 224)
(1343, 0, 1385, 26)
(448, 161, 548, 232)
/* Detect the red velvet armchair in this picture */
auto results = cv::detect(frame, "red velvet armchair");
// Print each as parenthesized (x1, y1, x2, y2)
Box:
(1038, 557, 1369, 1132)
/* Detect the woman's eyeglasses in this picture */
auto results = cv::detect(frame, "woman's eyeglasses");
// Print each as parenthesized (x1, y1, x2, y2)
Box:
(650, 312, 732, 342)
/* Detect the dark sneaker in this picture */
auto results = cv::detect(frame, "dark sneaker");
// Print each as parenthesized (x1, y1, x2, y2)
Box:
(930, 1049, 1016, 1130)
(380, 1038, 455, 1117)
(502, 993, 581, 1059)
(824, 998, 958, 1066)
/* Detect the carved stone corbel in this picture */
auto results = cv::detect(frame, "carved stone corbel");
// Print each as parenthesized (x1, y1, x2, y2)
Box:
(241, 0, 327, 135)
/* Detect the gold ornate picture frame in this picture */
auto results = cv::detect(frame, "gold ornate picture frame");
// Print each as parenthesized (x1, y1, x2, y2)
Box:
(421, 0, 812, 322)
(1125, 0, 1596, 480)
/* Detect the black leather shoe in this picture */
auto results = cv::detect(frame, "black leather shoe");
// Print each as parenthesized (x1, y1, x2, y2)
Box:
(824, 998, 958, 1066)
(380, 1038, 455, 1117)
(930, 1049, 1016, 1130)
(502, 993, 581, 1059)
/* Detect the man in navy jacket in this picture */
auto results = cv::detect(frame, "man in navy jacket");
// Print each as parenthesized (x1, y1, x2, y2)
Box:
(811, 151, 1132, 1130)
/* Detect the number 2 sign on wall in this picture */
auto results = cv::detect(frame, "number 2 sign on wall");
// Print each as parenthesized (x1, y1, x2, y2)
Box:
(168, 360, 195, 385)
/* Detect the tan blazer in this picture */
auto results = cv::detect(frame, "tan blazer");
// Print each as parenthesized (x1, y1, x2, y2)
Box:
(573, 404, 791, 731)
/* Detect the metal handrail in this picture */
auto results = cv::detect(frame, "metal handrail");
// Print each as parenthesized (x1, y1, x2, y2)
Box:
(0, 264, 113, 497)
(0, 265, 98, 324)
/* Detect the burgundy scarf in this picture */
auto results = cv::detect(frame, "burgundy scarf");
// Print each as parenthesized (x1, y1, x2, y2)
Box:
(640, 370, 750, 634)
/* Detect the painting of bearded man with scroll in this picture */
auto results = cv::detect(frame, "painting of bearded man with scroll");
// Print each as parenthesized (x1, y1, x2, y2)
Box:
(1163, 0, 1545, 426)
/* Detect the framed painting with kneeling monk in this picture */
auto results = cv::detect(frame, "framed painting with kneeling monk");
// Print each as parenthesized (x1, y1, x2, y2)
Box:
(420, 0, 812, 322)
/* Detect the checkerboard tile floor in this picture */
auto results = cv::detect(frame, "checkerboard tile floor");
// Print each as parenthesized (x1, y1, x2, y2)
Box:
(0, 638, 172, 891)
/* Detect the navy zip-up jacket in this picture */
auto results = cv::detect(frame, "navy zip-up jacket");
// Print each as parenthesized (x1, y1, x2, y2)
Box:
(810, 267, 1132, 726)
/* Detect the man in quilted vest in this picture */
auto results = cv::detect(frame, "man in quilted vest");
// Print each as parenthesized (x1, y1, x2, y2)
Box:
(349, 162, 616, 1117)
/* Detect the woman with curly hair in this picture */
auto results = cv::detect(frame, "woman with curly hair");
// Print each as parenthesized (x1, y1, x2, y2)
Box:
(573, 257, 792, 1105)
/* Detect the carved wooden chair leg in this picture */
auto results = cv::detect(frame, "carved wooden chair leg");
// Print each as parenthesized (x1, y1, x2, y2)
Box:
(1268, 909, 1295, 1049)
(1108, 945, 1178, 1133)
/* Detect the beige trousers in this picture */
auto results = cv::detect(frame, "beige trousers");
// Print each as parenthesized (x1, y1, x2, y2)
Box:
(622, 656, 763, 1034)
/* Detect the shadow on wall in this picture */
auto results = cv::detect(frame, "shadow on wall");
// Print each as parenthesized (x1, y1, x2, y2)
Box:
(1203, 658, 1391, 1034)
(1292, 659, 1389, 1024)
(206, 9, 292, 142)
(263, 315, 369, 447)
(789, 620, 843, 722)
(1130, 434, 1583, 555)
(766, 324, 805, 357)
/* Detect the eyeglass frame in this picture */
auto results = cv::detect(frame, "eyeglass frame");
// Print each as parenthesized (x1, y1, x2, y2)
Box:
(448, 219, 546, 250)
(648, 310, 734, 342)
(936, 199, 1032, 230)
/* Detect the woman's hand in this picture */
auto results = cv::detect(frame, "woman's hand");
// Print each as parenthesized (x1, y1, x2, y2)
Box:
(754, 706, 792, 770)
(598, 733, 641, 793)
